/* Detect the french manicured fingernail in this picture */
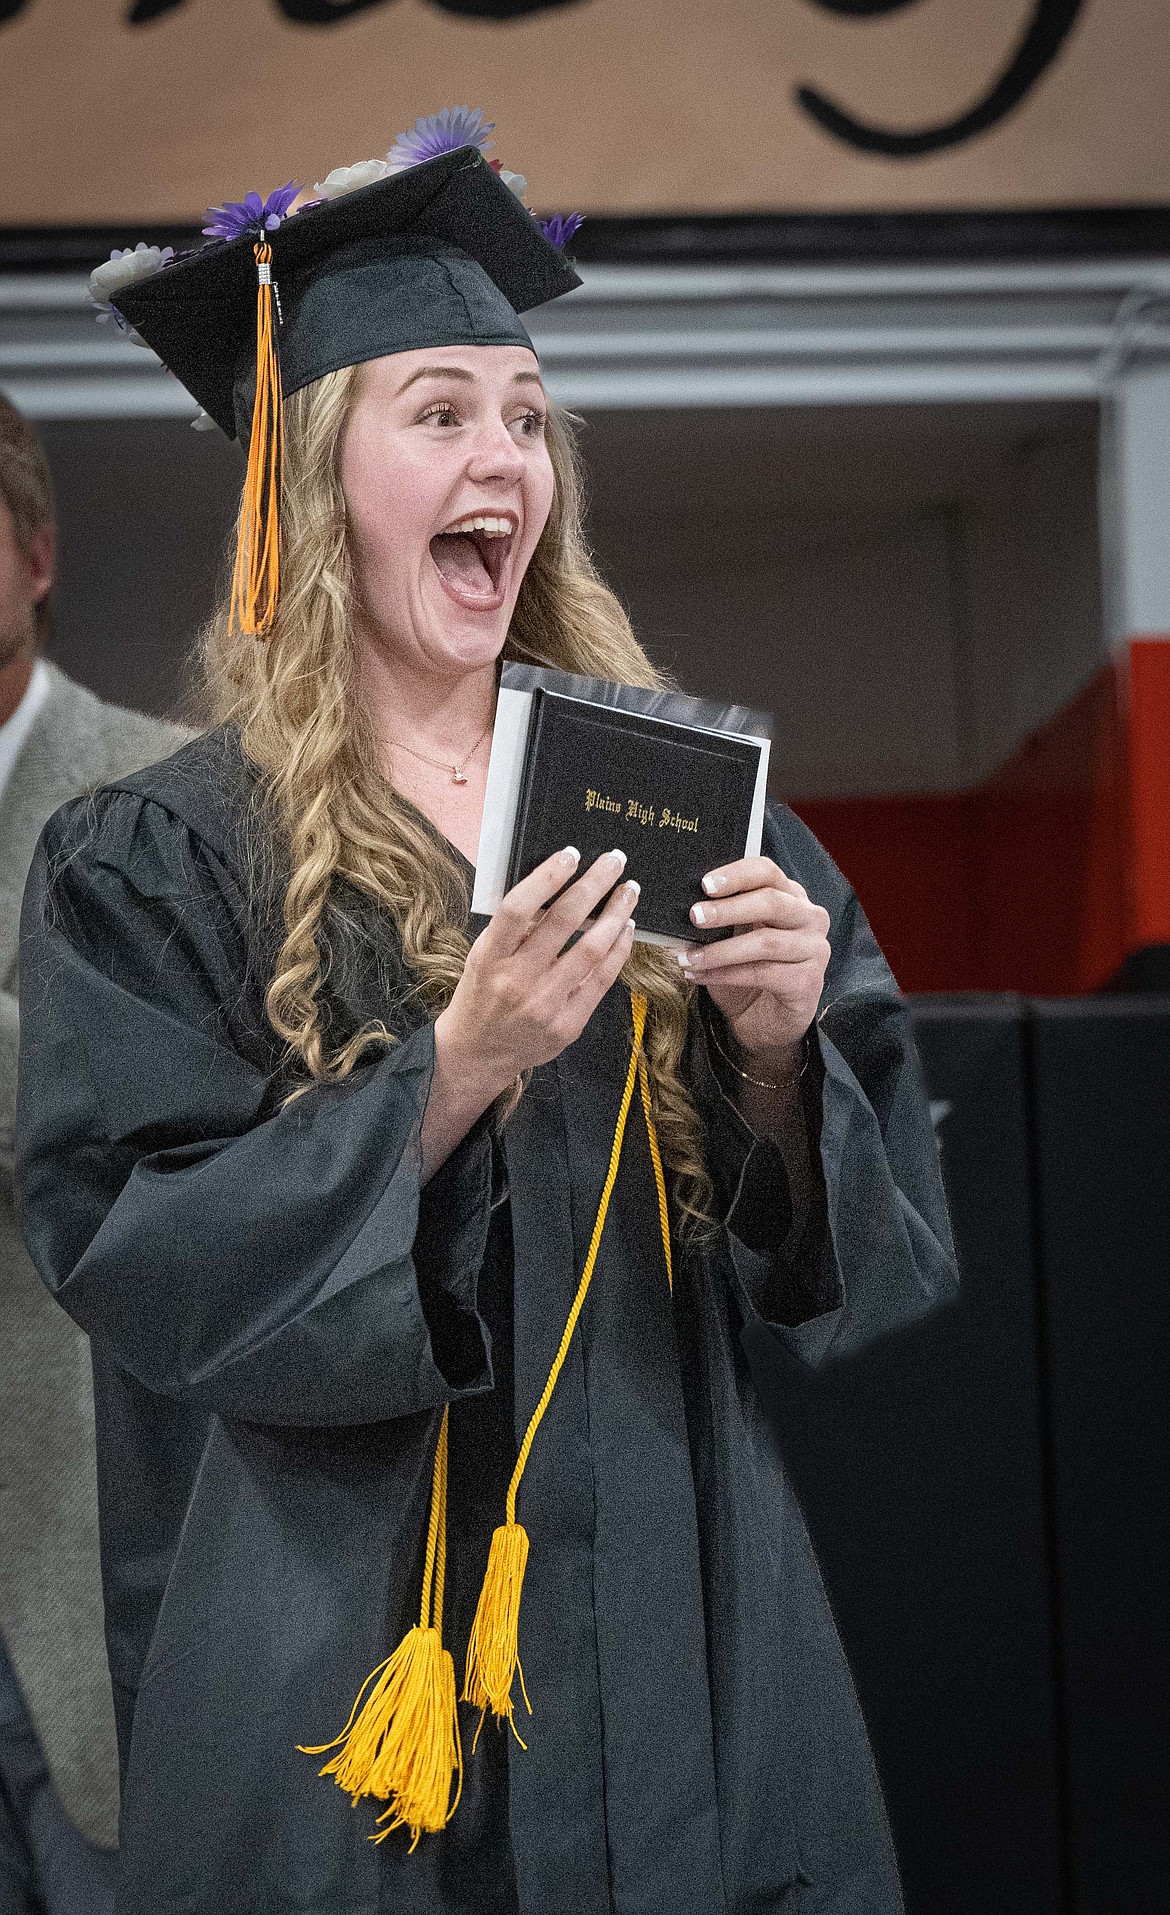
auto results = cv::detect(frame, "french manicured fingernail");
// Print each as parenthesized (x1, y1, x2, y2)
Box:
(562, 845, 580, 864)
(702, 871, 727, 895)
(606, 847, 627, 870)
(673, 948, 695, 967)
(623, 879, 640, 900)
(691, 902, 708, 925)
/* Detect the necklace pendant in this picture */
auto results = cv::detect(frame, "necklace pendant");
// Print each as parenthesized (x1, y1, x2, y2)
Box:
(451, 767, 468, 785)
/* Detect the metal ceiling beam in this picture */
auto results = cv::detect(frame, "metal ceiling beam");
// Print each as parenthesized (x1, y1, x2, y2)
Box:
(3, 258, 1170, 421)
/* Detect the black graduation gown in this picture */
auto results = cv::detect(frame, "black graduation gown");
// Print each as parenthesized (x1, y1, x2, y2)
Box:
(15, 728, 958, 1915)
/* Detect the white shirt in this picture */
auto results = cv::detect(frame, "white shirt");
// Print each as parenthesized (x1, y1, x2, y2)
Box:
(0, 657, 51, 808)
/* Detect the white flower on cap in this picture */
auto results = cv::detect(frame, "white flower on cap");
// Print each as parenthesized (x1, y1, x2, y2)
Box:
(312, 158, 394, 200)
(89, 241, 174, 311)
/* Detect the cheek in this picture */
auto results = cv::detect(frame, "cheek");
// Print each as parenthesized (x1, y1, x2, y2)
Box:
(0, 553, 26, 620)
(520, 451, 556, 566)
(342, 436, 441, 587)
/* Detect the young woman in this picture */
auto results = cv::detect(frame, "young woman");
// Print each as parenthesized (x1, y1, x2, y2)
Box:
(16, 133, 957, 1915)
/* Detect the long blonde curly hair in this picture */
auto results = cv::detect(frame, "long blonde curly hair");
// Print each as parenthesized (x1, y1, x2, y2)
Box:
(202, 365, 713, 1231)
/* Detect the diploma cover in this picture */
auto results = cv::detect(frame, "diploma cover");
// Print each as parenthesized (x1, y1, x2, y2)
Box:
(473, 667, 772, 948)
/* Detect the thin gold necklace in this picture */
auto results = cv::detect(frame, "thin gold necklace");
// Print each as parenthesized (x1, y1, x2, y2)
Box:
(388, 716, 492, 786)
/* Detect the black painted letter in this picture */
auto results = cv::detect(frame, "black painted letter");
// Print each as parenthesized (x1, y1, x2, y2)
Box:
(796, 0, 1086, 157)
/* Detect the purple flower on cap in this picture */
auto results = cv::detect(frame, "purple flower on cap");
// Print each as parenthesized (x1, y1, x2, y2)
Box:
(537, 213, 584, 250)
(386, 106, 494, 172)
(203, 182, 300, 243)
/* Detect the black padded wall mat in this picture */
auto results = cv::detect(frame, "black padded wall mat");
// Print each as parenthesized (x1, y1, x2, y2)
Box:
(1029, 1000, 1170, 1915)
(744, 999, 1064, 1915)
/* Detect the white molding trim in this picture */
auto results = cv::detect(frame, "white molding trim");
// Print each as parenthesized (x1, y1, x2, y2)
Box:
(4, 258, 1170, 421)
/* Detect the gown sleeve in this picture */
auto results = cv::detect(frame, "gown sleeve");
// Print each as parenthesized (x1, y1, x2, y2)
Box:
(14, 789, 496, 1426)
(0, 987, 19, 1179)
(690, 801, 959, 1368)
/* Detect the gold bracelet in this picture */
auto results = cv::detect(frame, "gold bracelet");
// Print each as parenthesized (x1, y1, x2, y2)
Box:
(708, 1018, 809, 1092)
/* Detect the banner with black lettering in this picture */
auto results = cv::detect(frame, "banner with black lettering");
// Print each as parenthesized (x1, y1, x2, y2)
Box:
(0, 0, 1167, 224)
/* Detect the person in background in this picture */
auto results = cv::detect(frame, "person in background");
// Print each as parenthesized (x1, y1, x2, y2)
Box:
(0, 390, 190, 1914)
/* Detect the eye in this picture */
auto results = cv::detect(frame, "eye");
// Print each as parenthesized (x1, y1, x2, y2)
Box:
(513, 407, 547, 439)
(420, 401, 461, 428)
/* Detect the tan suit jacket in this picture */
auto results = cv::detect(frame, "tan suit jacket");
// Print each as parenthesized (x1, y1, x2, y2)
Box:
(0, 661, 190, 1849)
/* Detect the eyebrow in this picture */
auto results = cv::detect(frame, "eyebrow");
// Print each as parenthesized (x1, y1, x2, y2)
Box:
(395, 364, 544, 395)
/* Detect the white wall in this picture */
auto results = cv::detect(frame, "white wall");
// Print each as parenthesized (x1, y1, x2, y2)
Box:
(605, 511, 964, 799)
(958, 422, 1103, 781)
(585, 400, 1103, 798)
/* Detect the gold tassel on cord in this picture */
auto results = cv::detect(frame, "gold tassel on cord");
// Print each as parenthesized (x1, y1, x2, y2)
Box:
(298, 1405, 463, 1851)
(230, 239, 283, 637)
(462, 991, 668, 1745)
(462, 1519, 531, 1753)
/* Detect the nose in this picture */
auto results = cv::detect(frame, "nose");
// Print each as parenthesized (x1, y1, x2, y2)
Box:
(464, 416, 526, 487)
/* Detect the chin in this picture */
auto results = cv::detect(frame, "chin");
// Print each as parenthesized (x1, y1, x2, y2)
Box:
(425, 614, 511, 678)
(422, 577, 518, 672)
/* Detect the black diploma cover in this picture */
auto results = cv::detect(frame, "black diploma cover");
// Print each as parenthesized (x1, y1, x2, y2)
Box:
(504, 688, 763, 943)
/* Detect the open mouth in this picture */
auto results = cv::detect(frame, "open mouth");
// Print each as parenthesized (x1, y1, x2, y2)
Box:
(430, 513, 516, 608)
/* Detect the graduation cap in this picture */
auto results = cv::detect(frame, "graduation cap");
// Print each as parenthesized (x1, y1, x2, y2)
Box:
(104, 143, 582, 637)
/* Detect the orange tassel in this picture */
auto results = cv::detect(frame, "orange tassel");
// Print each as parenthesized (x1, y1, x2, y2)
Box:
(230, 240, 283, 636)
(299, 1406, 462, 1848)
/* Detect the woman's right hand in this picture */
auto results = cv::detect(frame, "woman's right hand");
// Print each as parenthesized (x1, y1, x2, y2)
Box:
(421, 847, 637, 1181)
(435, 845, 638, 1104)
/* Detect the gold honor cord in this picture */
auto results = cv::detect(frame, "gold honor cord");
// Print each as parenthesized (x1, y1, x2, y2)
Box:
(301, 989, 672, 1842)
(230, 241, 283, 637)
(638, 1038, 673, 1300)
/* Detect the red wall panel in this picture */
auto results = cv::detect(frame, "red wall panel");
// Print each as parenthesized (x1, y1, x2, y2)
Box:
(1128, 639, 1170, 951)
(794, 792, 978, 994)
(968, 664, 1128, 995)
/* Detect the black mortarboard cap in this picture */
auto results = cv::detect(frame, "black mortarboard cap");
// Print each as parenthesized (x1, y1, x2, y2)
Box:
(111, 147, 582, 441)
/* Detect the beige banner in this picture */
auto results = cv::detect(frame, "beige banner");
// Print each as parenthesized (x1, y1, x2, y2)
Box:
(0, 0, 1168, 225)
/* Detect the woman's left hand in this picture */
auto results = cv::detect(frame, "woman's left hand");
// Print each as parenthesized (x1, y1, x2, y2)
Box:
(679, 857, 831, 1068)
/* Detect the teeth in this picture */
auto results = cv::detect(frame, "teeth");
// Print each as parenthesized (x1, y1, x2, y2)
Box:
(444, 516, 514, 537)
